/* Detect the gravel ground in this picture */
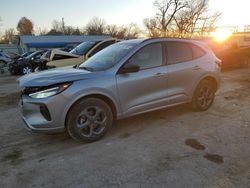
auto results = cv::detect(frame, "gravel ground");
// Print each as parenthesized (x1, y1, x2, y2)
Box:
(0, 69, 250, 188)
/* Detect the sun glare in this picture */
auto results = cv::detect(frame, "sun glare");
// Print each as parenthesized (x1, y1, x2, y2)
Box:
(211, 28, 233, 42)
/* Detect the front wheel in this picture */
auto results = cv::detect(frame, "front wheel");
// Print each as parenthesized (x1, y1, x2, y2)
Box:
(22, 66, 33, 75)
(66, 98, 113, 143)
(192, 80, 215, 111)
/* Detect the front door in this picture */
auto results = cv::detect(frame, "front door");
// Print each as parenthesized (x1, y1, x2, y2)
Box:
(116, 43, 168, 116)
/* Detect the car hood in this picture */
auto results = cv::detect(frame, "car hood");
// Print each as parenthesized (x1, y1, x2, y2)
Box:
(18, 67, 98, 88)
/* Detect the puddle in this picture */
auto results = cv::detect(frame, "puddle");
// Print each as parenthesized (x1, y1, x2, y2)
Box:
(119, 133, 131, 139)
(185, 138, 206, 150)
(204, 153, 224, 164)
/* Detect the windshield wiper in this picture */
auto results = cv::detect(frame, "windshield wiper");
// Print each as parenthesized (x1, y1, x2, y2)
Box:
(79, 66, 94, 72)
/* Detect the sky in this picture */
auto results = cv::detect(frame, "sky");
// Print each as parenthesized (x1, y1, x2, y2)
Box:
(0, 0, 250, 34)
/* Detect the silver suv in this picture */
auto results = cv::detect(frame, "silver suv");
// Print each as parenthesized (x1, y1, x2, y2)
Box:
(18, 38, 221, 143)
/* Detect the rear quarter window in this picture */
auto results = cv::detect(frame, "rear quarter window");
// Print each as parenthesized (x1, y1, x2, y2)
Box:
(190, 44, 206, 59)
(166, 42, 193, 65)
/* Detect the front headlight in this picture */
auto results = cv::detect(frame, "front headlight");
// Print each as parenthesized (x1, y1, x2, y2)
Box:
(28, 82, 72, 99)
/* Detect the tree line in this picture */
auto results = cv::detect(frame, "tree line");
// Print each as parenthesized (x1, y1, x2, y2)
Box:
(0, 0, 220, 44)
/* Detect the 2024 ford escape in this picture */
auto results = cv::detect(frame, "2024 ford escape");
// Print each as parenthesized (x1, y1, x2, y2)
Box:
(18, 38, 221, 143)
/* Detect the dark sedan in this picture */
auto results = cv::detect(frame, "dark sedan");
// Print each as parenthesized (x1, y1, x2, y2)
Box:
(9, 50, 47, 75)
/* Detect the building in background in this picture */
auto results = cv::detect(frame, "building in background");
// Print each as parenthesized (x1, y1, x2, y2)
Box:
(18, 35, 111, 53)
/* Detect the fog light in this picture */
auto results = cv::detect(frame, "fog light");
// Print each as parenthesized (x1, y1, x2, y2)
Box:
(40, 104, 51, 121)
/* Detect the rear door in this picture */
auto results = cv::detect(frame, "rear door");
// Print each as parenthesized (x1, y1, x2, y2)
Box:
(165, 42, 206, 104)
(116, 43, 168, 116)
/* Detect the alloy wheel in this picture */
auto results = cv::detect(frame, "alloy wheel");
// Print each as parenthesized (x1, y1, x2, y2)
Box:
(22, 66, 32, 75)
(76, 106, 107, 138)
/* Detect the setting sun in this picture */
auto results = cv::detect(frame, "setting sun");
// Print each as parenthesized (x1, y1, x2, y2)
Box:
(211, 28, 233, 42)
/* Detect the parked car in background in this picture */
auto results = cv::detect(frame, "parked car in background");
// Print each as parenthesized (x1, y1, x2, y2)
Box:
(0, 51, 12, 65)
(9, 50, 47, 75)
(0, 51, 13, 73)
(10, 51, 35, 61)
(18, 38, 221, 143)
(37, 38, 120, 71)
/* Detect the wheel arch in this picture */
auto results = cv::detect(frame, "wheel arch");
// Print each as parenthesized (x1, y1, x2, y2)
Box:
(201, 76, 218, 91)
(64, 93, 118, 127)
(194, 75, 219, 93)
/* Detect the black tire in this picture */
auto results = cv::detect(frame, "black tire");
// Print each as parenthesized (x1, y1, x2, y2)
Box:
(66, 98, 113, 143)
(192, 80, 215, 111)
(22, 66, 33, 75)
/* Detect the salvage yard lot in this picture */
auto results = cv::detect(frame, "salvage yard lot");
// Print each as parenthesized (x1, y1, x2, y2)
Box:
(0, 68, 250, 188)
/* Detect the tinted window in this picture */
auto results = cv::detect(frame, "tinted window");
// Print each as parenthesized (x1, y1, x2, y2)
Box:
(89, 40, 116, 57)
(190, 44, 206, 59)
(26, 51, 41, 59)
(70, 41, 99, 56)
(34, 52, 43, 59)
(128, 43, 163, 70)
(166, 42, 192, 64)
(45, 51, 51, 59)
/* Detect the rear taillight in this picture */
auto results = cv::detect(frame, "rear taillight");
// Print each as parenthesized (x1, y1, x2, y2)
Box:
(215, 58, 222, 67)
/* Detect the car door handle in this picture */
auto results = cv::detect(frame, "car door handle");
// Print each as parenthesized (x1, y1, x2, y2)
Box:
(154, 73, 166, 77)
(192, 66, 201, 70)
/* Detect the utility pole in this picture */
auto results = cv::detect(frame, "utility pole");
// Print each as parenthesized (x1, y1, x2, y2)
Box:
(62, 17, 65, 35)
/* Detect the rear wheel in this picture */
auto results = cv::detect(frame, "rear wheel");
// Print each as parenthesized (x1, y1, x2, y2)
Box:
(66, 98, 113, 143)
(192, 80, 215, 111)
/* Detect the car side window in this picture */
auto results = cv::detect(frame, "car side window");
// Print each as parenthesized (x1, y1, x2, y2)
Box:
(190, 44, 206, 59)
(34, 54, 42, 59)
(166, 42, 193, 65)
(89, 40, 115, 57)
(127, 43, 163, 70)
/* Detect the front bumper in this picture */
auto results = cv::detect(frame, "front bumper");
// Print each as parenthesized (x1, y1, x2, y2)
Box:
(22, 116, 64, 133)
(20, 94, 68, 133)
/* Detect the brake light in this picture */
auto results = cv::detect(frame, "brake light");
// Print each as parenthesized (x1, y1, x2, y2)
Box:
(215, 58, 222, 67)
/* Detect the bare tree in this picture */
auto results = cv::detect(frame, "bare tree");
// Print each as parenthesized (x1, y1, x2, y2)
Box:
(173, 0, 221, 37)
(85, 17, 107, 35)
(125, 23, 141, 38)
(51, 19, 63, 34)
(2, 28, 16, 44)
(37, 27, 48, 36)
(106, 23, 140, 39)
(48, 19, 81, 35)
(16, 17, 34, 35)
(144, 0, 187, 37)
(106, 24, 119, 37)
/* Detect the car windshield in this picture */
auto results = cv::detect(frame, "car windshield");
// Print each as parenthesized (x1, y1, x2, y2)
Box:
(79, 41, 139, 71)
(26, 51, 41, 59)
(70, 41, 99, 56)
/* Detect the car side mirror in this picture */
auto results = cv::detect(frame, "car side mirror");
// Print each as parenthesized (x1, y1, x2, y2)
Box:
(119, 64, 140, 74)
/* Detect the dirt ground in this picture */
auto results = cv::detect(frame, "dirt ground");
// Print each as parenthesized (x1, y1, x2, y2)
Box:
(0, 68, 250, 188)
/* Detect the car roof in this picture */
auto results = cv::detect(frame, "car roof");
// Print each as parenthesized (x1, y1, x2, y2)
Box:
(119, 38, 205, 46)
